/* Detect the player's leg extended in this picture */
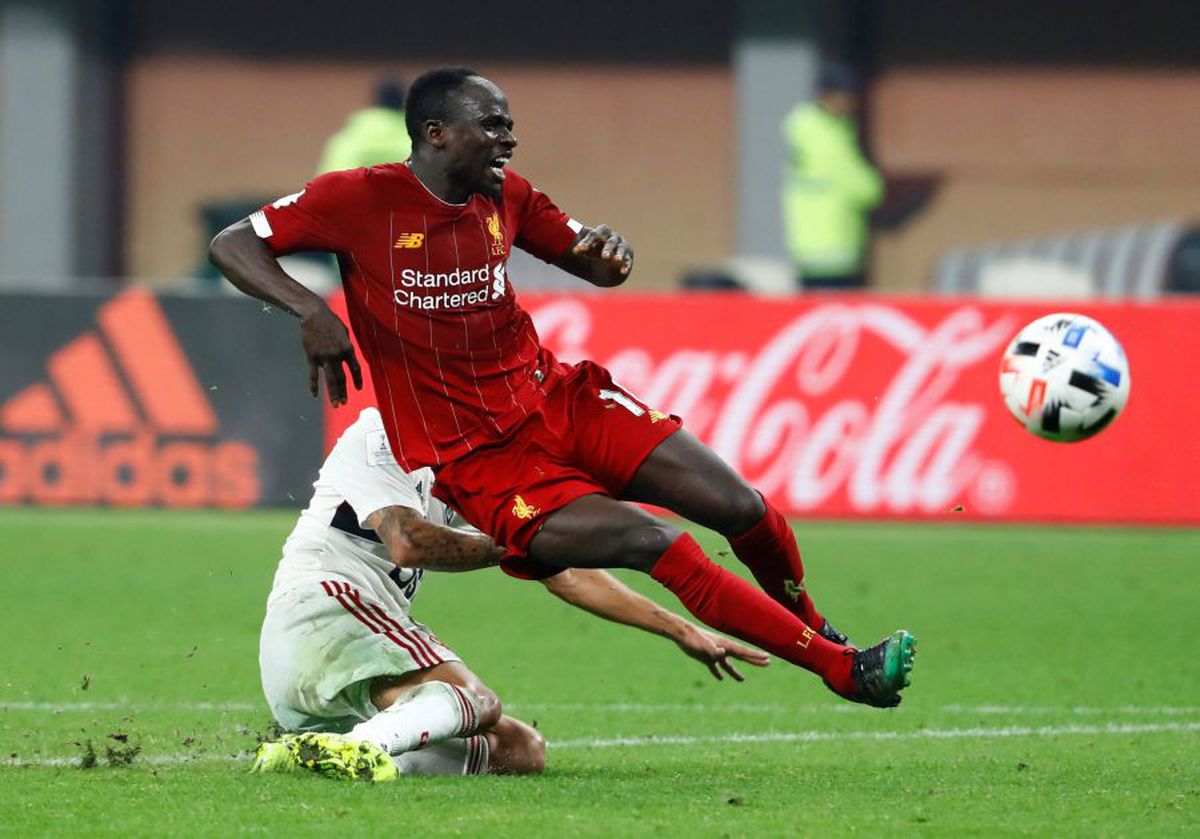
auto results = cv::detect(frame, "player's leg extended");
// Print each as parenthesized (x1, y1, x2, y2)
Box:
(526, 494, 858, 694)
(622, 428, 835, 637)
(350, 661, 499, 757)
(362, 666, 542, 774)
(376, 714, 543, 776)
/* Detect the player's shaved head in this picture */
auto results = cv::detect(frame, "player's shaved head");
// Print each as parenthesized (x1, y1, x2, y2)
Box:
(405, 68, 516, 202)
(405, 66, 483, 145)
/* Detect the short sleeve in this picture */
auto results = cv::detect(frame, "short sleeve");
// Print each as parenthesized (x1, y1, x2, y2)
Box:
(322, 410, 426, 526)
(250, 168, 371, 255)
(508, 171, 581, 263)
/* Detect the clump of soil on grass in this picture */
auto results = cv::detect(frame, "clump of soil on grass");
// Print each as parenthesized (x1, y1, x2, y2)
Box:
(77, 740, 98, 769)
(76, 734, 142, 768)
(253, 719, 286, 746)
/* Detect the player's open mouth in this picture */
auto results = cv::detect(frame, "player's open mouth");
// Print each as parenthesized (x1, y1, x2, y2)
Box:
(489, 155, 510, 180)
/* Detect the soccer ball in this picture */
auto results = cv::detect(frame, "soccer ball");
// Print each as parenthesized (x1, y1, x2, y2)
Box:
(998, 313, 1131, 442)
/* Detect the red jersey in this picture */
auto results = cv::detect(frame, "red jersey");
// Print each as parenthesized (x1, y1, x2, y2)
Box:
(253, 165, 580, 470)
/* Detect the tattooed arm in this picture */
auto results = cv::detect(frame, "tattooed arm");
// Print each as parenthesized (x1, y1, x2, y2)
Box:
(363, 505, 504, 572)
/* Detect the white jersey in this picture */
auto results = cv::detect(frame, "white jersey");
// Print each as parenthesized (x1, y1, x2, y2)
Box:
(269, 407, 456, 609)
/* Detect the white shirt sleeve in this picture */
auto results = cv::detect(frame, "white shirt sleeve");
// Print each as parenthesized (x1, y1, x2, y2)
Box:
(321, 409, 428, 527)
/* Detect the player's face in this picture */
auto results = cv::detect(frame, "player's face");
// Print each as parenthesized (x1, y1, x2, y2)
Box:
(442, 79, 518, 200)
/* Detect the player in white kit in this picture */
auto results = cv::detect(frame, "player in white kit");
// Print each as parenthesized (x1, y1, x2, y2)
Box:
(254, 408, 769, 781)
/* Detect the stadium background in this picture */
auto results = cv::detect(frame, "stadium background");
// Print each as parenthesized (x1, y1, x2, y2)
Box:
(1, 0, 1197, 521)
(1, 2, 1199, 834)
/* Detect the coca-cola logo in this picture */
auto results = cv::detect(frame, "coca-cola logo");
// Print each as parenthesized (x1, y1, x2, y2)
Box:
(531, 300, 1018, 516)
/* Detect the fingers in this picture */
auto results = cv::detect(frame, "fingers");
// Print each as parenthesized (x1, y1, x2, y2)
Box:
(571, 228, 597, 255)
(311, 356, 360, 407)
(684, 631, 759, 682)
(571, 224, 633, 279)
(572, 224, 611, 255)
(616, 243, 634, 275)
(326, 352, 366, 406)
(720, 658, 745, 682)
(724, 641, 771, 667)
(324, 359, 348, 407)
(301, 309, 361, 405)
(346, 351, 364, 391)
(308, 360, 320, 398)
(706, 652, 745, 682)
(600, 231, 620, 260)
(573, 225, 626, 259)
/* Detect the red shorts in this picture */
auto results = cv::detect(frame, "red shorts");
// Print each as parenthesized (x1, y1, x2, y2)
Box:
(431, 360, 681, 579)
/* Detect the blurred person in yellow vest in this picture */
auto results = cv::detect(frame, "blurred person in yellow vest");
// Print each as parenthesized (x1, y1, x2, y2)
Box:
(782, 64, 883, 289)
(318, 77, 412, 174)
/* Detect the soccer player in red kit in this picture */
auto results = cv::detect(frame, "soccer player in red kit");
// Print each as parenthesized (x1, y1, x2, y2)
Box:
(211, 67, 915, 708)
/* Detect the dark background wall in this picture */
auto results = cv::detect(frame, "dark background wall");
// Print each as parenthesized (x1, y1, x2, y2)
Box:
(127, 0, 736, 62)
(870, 0, 1200, 68)
(5, 0, 1195, 290)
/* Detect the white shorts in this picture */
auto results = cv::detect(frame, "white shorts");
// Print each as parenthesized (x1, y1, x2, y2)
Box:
(260, 565, 459, 734)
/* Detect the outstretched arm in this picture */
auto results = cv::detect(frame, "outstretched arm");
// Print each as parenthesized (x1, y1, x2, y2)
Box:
(208, 219, 361, 406)
(541, 568, 770, 681)
(554, 225, 634, 288)
(364, 505, 504, 572)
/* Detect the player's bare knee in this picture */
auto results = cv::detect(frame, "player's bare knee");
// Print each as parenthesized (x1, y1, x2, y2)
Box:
(506, 724, 546, 775)
(724, 485, 766, 537)
(488, 718, 546, 775)
(619, 520, 683, 572)
(520, 725, 547, 774)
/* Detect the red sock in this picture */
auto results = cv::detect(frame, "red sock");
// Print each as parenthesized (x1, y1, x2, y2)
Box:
(650, 533, 852, 693)
(729, 496, 825, 629)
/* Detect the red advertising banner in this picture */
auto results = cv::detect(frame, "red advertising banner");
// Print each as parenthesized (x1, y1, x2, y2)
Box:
(326, 292, 1200, 525)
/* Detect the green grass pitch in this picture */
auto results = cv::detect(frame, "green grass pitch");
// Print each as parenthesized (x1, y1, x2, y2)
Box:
(1, 507, 1198, 835)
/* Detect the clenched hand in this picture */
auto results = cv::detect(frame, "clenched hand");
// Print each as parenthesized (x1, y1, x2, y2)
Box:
(572, 224, 634, 277)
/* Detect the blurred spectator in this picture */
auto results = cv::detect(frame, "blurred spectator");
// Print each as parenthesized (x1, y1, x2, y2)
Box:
(318, 77, 412, 173)
(286, 76, 412, 294)
(781, 64, 883, 289)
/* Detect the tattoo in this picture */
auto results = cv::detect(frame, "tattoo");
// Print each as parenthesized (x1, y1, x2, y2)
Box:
(372, 507, 503, 572)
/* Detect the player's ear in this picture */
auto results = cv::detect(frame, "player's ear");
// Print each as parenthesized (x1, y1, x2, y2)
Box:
(423, 120, 447, 148)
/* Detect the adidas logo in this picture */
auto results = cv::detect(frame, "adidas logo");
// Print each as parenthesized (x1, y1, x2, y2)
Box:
(0, 289, 260, 507)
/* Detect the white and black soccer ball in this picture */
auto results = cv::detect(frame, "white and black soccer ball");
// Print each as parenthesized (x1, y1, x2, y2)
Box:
(998, 313, 1131, 442)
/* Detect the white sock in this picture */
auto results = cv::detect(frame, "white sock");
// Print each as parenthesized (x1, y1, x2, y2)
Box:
(392, 735, 489, 775)
(348, 680, 480, 755)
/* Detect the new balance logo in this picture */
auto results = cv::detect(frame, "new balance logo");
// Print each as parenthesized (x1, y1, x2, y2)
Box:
(0, 289, 259, 507)
(394, 233, 425, 249)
